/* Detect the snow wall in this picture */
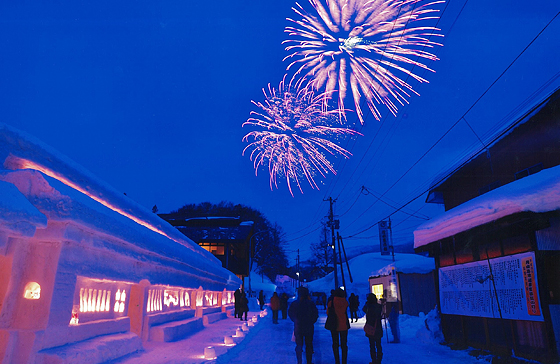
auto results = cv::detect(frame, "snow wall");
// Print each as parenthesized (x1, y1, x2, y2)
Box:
(0, 123, 241, 363)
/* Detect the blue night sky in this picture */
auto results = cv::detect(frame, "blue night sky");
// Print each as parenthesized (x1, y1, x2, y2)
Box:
(1, 0, 559, 261)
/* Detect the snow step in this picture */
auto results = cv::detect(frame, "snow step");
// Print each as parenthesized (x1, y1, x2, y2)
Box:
(35, 332, 142, 364)
(145, 308, 195, 328)
(195, 306, 221, 317)
(148, 316, 203, 342)
(203, 311, 228, 325)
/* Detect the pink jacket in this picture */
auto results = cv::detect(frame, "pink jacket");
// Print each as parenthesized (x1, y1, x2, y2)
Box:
(328, 296, 350, 331)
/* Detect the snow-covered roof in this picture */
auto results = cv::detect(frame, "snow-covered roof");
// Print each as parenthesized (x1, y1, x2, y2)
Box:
(372, 253, 435, 277)
(414, 164, 560, 249)
(0, 122, 218, 262)
(0, 179, 47, 237)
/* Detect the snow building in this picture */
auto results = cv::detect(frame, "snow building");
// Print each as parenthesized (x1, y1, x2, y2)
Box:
(0, 123, 241, 363)
(414, 87, 560, 363)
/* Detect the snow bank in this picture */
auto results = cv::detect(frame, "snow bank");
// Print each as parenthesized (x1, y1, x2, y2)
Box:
(414, 309, 444, 344)
(415, 164, 560, 249)
(244, 269, 277, 297)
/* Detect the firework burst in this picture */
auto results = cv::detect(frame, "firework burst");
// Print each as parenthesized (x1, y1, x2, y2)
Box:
(242, 79, 361, 195)
(284, 0, 444, 124)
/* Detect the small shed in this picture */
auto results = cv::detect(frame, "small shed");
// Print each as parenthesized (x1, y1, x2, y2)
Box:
(368, 253, 436, 316)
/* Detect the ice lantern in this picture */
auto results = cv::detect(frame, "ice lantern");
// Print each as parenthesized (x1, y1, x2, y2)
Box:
(24, 282, 41, 300)
(204, 346, 216, 360)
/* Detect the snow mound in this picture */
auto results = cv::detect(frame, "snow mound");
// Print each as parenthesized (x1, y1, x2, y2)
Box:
(415, 309, 445, 344)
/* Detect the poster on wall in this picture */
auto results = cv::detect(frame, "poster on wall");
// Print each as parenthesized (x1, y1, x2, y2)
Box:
(439, 251, 543, 321)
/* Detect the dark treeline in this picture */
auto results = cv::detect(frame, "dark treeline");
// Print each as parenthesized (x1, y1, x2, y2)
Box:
(173, 201, 290, 282)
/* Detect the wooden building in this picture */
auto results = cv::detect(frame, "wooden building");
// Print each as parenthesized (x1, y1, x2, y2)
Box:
(414, 88, 560, 363)
(367, 253, 437, 316)
(159, 214, 254, 279)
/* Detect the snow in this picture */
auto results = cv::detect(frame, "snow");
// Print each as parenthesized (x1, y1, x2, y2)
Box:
(0, 122, 218, 263)
(415, 164, 560, 249)
(305, 252, 434, 297)
(243, 269, 277, 298)
(110, 307, 486, 364)
(0, 179, 47, 237)
(0, 122, 241, 288)
(0, 121, 244, 362)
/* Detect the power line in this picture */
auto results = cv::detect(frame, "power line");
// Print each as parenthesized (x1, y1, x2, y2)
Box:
(344, 82, 560, 239)
(341, 9, 560, 235)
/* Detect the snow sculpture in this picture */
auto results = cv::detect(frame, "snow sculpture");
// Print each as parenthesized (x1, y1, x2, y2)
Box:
(0, 122, 242, 363)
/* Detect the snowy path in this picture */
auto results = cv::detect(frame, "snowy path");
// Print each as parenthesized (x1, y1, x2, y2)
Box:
(216, 309, 485, 364)
(111, 308, 486, 364)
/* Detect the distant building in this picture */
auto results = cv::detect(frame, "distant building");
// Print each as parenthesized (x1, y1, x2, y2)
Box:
(159, 214, 254, 279)
(415, 88, 560, 363)
(368, 260, 436, 317)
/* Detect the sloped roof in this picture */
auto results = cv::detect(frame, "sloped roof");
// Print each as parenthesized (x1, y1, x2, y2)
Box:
(415, 164, 560, 249)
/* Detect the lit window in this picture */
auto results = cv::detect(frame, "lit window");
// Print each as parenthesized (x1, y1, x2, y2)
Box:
(372, 284, 383, 299)
(24, 282, 41, 300)
(114, 289, 126, 313)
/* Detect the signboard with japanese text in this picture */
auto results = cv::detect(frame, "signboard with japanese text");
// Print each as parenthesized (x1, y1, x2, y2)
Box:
(378, 220, 391, 256)
(439, 251, 543, 321)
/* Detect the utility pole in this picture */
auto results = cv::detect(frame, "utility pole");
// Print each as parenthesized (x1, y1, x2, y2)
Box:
(296, 249, 300, 288)
(389, 217, 395, 262)
(326, 197, 338, 288)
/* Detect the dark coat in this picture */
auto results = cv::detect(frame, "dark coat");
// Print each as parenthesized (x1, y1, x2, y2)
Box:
(363, 301, 383, 339)
(280, 293, 289, 311)
(234, 289, 241, 310)
(289, 296, 319, 336)
(270, 293, 281, 311)
(240, 294, 249, 313)
(349, 294, 360, 311)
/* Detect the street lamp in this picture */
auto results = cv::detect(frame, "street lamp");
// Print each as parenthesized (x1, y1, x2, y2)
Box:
(248, 230, 270, 295)
(296, 272, 300, 289)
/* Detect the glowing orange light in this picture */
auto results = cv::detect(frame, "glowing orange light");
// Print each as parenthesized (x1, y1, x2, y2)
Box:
(24, 282, 41, 299)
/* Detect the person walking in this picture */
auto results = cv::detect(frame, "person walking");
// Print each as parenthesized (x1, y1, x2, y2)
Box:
(327, 288, 350, 364)
(240, 291, 249, 321)
(289, 286, 319, 364)
(234, 288, 241, 319)
(280, 292, 289, 320)
(348, 293, 359, 323)
(258, 290, 265, 310)
(388, 306, 400, 343)
(363, 293, 383, 364)
(270, 292, 280, 324)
